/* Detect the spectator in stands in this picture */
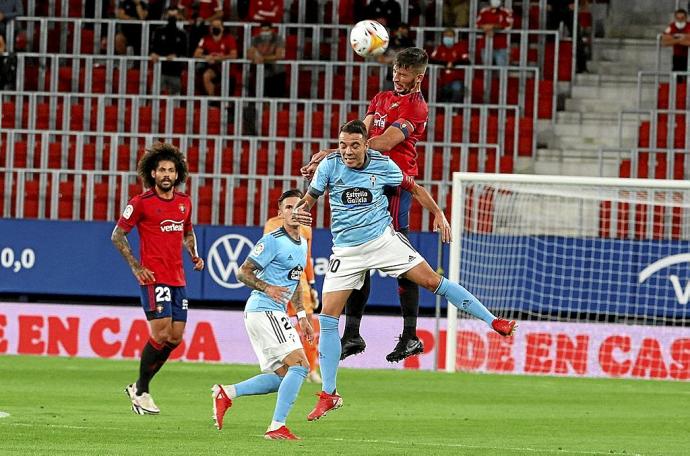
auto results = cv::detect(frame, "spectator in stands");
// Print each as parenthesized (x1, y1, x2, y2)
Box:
(365, 0, 402, 30)
(547, 0, 590, 73)
(116, 0, 148, 55)
(150, 6, 189, 95)
(247, 22, 286, 98)
(0, 0, 23, 53)
(244, 0, 284, 23)
(444, 0, 470, 27)
(476, 0, 513, 66)
(194, 18, 238, 97)
(430, 28, 470, 103)
(662, 9, 690, 72)
(179, 0, 224, 56)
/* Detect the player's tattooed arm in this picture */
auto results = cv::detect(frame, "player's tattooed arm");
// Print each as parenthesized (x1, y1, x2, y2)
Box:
(184, 229, 204, 271)
(238, 260, 292, 305)
(292, 286, 314, 342)
(111, 226, 155, 284)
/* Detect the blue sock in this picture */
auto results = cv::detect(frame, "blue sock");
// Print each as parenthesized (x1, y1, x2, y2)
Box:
(318, 314, 341, 394)
(272, 365, 308, 423)
(435, 277, 496, 326)
(234, 373, 282, 397)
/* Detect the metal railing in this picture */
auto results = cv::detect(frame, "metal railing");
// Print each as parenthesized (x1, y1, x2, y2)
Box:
(1, 166, 452, 231)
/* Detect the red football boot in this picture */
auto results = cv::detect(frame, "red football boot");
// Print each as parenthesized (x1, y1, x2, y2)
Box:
(492, 318, 518, 337)
(264, 425, 300, 440)
(307, 391, 343, 421)
(212, 384, 232, 430)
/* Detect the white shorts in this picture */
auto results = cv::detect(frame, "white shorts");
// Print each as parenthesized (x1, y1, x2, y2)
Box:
(322, 225, 425, 293)
(244, 310, 303, 373)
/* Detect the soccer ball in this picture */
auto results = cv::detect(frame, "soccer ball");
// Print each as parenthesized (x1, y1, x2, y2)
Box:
(350, 20, 389, 58)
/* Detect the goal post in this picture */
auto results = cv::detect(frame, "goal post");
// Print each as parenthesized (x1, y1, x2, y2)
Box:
(445, 173, 690, 377)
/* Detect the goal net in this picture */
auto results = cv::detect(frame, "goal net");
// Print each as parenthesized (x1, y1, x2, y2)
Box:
(445, 173, 690, 380)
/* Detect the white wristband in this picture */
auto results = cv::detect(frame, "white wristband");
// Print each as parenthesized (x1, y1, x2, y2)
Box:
(296, 310, 307, 320)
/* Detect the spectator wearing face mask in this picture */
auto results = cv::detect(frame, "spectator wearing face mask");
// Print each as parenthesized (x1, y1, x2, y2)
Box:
(247, 22, 286, 98)
(662, 9, 690, 72)
(430, 28, 470, 103)
(476, 0, 513, 66)
(194, 18, 238, 97)
(150, 7, 189, 95)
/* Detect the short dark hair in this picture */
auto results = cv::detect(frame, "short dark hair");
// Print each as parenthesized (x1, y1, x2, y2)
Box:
(339, 119, 368, 138)
(676, 8, 688, 16)
(393, 47, 428, 74)
(278, 189, 303, 205)
(137, 142, 188, 189)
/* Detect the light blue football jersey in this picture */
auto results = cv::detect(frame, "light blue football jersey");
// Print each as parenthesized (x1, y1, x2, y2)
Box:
(244, 227, 308, 313)
(309, 150, 403, 247)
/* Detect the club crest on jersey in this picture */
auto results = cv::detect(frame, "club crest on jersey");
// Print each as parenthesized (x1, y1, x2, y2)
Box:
(370, 175, 376, 187)
(288, 264, 304, 281)
(341, 187, 374, 206)
(179, 204, 186, 213)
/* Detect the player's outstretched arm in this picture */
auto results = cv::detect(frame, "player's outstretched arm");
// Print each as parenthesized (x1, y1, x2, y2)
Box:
(292, 193, 318, 226)
(237, 259, 292, 305)
(300, 149, 334, 180)
(368, 123, 406, 153)
(111, 226, 156, 284)
(184, 229, 204, 271)
(406, 182, 452, 243)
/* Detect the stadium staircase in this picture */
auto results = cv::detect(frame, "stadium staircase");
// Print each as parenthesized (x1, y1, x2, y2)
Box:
(533, 14, 671, 177)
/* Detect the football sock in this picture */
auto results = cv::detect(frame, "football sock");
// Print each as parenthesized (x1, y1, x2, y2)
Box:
(343, 274, 370, 338)
(398, 276, 419, 339)
(150, 341, 178, 377)
(221, 384, 237, 399)
(319, 314, 341, 394)
(272, 365, 308, 424)
(136, 338, 164, 395)
(234, 373, 282, 397)
(268, 420, 284, 432)
(434, 277, 496, 326)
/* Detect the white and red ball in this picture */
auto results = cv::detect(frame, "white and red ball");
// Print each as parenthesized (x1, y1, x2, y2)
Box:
(349, 20, 390, 58)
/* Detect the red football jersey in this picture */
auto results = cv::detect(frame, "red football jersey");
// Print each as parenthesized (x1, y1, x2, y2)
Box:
(179, 0, 223, 20)
(367, 90, 428, 177)
(197, 33, 237, 56)
(117, 189, 193, 286)
(664, 22, 690, 56)
(476, 6, 513, 50)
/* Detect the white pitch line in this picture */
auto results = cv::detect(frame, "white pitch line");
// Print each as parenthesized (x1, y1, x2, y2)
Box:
(4, 422, 131, 431)
(308, 436, 643, 456)
(0, 412, 10, 419)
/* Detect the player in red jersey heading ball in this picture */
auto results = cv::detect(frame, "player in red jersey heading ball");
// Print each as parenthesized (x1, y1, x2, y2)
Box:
(301, 47, 429, 363)
(112, 142, 204, 415)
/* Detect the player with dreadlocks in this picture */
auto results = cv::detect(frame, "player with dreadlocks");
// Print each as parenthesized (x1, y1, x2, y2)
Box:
(112, 142, 205, 415)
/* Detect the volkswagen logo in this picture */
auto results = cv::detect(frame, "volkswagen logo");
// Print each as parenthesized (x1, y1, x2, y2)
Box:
(207, 234, 255, 289)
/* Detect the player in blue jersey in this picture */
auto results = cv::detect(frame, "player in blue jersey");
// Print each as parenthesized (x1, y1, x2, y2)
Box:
(211, 189, 314, 440)
(292, 120, 517, 421)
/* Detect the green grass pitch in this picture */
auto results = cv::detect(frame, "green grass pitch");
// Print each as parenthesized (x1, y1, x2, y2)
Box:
(1, 355, 689, 455)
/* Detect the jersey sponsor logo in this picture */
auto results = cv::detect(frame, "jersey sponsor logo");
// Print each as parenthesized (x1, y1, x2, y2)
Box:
(638, 254, 690, 305)
(123, 204, 134, 219)
(288, 264, 304, 281)
(208, 234, 255, 289)
(341, 187, 373, 206)
(160, 219, 185, 232)
(373, 111, 388, 129)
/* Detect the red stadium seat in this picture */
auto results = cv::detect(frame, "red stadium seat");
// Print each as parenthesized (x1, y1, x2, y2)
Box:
(93, 182, 110, 220)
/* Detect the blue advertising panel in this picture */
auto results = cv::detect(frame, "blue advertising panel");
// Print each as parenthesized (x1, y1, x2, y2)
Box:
(4, 219, 688, 318)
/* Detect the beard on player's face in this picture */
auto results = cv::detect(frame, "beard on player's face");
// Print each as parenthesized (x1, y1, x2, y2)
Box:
(155, 175, 175, 192)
